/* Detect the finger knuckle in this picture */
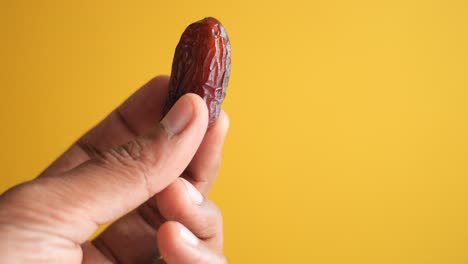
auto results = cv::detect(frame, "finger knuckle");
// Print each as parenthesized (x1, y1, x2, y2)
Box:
(109, 138, 147, 163)
(171, 202, 198, 222)
(194, 200, 223, 239)
(207, 200, 223, 223)
(94, 138, 154, 194)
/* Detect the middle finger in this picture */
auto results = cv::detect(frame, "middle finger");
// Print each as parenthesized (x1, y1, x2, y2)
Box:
(183, 110, 230, 195)
(156, 178, 224, 251)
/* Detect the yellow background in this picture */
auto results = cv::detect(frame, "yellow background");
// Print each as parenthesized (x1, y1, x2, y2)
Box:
(1, 0, 468, 263)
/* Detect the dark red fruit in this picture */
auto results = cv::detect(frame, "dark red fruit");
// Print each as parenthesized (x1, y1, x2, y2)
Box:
(163, 17, 231, 125)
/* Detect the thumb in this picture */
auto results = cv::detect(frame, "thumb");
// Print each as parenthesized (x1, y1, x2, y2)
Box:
(0, 94, 208, 244)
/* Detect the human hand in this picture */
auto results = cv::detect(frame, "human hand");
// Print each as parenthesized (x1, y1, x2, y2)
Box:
(0, 76, 229, 264)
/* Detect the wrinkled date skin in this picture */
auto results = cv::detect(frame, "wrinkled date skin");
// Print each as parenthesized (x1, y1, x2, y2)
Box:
(163, 17, 231, 125)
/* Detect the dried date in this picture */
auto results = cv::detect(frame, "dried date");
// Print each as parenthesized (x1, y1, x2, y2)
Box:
(162, 17, 231, 125)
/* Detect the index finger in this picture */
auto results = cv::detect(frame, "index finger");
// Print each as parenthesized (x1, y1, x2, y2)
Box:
(40, 76, 170, 177)
(183, 110, 229, 195)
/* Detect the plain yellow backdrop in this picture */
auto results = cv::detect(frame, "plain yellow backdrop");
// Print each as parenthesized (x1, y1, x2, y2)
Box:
(1, 0, 468, 263)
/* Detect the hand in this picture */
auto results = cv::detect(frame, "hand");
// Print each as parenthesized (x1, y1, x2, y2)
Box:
(0, 76, 229, 264)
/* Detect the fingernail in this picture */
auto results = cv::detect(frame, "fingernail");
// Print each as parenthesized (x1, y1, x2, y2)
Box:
(160, 95, 193, 137)
(180, 178, 204, 205)
(178, 222, 199, 247)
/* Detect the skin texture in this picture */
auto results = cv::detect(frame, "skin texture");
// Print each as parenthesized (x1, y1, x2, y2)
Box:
(0, 76, 228, 264)
(163, 17, 231, 125)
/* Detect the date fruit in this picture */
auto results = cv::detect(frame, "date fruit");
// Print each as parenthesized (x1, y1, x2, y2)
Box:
(162, 17, 231, 125)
